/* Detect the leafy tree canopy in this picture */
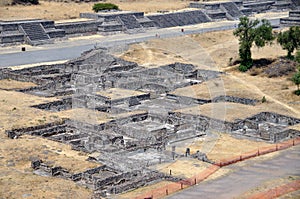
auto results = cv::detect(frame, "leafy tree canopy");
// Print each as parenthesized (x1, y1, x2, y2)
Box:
(277, 26, 300, 59)
(93, 3, 119, 13)
(234, 17, 274, 71)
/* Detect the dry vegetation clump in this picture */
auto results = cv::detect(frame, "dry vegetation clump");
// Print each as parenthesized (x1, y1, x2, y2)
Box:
(244, 58, 298, 78)
(263, 58, 298, 78)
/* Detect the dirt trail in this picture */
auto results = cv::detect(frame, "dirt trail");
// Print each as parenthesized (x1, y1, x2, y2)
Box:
(229, 74, 300, 116)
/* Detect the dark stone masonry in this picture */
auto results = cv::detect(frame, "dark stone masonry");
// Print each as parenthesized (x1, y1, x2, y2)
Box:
(1, 1, 300, 197)
(1, 0, 298, 45)
(1, 47, 300, 197)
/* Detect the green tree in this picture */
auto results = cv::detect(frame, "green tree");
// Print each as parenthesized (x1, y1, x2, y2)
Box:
(92, 3, 119, 13)
(277, 26, 300, 59)
(292, 71, 300, 95)
(233, 17, 274, 71)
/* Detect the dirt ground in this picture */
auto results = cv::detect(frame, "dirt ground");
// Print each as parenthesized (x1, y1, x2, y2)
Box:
(0, 0, 239, 21)
(120, 30, 300, 118)
(0, 169, 92, 199)
(0, 88, 101, 198)
(118, 180, 171, 199)
(167, 133, 275, 162)
(0, 0, 190, 20)
(0, 79, 36, 90)
(151, 158, 211, 178)
(114, 29, 300, 197)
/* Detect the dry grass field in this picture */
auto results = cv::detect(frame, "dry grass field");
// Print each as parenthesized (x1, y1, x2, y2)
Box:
(120, 30, 300, 118)
(0, 0, 190, 20)
(0, 88, 100, 198)
(170, 74, 263, 101)
(118, 180, 171, 199)
(0, 79, 37, 90)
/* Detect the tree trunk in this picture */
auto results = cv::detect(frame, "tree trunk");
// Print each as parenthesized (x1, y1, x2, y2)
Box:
(287, 51, 292, 59)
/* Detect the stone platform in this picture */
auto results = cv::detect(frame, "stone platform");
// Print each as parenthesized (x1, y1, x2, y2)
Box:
(280, 10, 300, 26)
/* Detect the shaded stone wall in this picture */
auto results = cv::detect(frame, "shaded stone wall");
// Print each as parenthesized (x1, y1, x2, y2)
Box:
(55, 21, 101, 34)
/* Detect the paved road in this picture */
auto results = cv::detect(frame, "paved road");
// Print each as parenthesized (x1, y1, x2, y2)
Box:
(167, 145, 300, 199)
(0, 18, 280, 67)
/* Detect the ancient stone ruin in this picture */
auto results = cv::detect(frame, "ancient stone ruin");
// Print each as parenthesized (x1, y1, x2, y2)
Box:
(280, 10, 300, 26)
(1, 0, 299, 45)
(1, 47, 300, 197)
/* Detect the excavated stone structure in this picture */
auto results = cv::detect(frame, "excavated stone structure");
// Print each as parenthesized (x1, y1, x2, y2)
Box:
(1, 0, 297, 45)
(280, 10, 300, 26)
(2, 48, 300, 197)
(0, 19, 65, 45)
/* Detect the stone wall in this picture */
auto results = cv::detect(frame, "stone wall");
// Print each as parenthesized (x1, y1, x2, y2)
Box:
(31, 98, 72, 111)
(55, 21, 100, 34)
(5, 120, 67, 138)
(280, 10, 300, 26)
(0, 20, 63, 45)
(0, 33, 24, 44)
(148, 10, 211, 28)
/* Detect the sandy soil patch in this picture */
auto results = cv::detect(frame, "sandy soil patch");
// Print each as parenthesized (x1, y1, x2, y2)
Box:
(0, 90, 60, 130)
(121, 36, 216, 70)
(0, 90, 100, 172)
(57, 108, 112, 124)
(150, 158, 210, 178)
(0, 0, 190, 21)
(289, 123, 300, 131)
(172, 133, 275, 162)
(174, 100, 299, 123)
(0, 79, 36, 90)
(118, 180, 171, 199)
(120, 42, 187, 68)
(7, 60, 68, 70)
(174, 102, 263, 122)
(0, 168, 92, 199)
(0, 89, 98, 198)
(57, 108, 147, 125)
(228, 71, 300, 117)
(190, 30, 287, 68)
(96, 88, 147, 100)
(0, 134, 99, 173)
(171, 74, 263, 101)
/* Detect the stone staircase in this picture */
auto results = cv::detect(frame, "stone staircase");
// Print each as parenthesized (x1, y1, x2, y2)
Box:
(148, 10, 211, 28)
(242, 0, 275, 13)
(291, 0, 300, 7)
(221, 2, 243, 19)
(272, 0, 293, 10)
(117, 14, 144, 33)
(189, 2, 230, 20)
(0, 19, 65, 45)
(280, 10, 300, 26)
(118, 15, 142, 29)
(232, 1, 253, 15)
(20, 23, 51, 45)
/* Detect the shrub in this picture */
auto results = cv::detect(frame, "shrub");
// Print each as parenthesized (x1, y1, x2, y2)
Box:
(238, 64, 248, 72)
(261, 96, 266, 103)
(92, 3, 119, 12)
